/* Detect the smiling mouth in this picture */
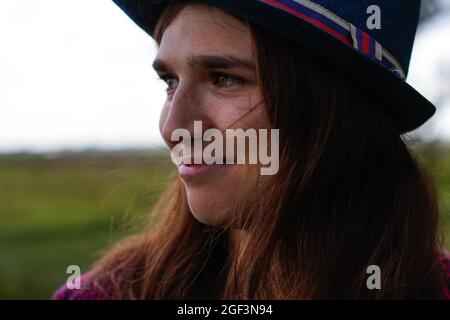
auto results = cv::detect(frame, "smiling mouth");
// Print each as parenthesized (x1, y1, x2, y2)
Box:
(178, 162, 231, 180)
(178, 156, 235, 167)
(182, 162, 234, 167)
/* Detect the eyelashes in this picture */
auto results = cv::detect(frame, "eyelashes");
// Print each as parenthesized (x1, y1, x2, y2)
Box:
(157, 74, 179, 92)
(211, 72, 246, 88)
(156, 72, 246, 93)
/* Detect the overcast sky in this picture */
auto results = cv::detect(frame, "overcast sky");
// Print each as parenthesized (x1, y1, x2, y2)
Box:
(1, 0, 449, 153)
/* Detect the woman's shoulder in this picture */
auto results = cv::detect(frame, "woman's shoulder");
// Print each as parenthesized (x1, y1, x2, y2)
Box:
(51, 271, 119, 300)
(439, 250, 450, 300)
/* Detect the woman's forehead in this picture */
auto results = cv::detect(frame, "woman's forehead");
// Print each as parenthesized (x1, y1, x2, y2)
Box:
(156, 3, 254, 62)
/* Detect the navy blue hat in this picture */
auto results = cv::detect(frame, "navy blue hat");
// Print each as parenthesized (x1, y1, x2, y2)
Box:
(112, 0, 435, 133)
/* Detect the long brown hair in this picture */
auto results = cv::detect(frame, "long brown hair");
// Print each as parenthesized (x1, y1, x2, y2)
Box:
(90, 1, 446, 299)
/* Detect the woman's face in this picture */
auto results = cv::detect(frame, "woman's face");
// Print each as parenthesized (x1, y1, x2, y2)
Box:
(155, 3, 270, 226)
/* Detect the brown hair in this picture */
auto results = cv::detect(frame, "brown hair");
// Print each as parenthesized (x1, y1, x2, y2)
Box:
(90, 1, 446, 299)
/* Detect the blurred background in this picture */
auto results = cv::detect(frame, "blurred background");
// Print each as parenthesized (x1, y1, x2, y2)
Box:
(0, 0, 449, 299)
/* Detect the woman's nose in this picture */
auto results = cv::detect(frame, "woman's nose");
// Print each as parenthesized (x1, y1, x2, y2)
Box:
(160, 82, 210, 148)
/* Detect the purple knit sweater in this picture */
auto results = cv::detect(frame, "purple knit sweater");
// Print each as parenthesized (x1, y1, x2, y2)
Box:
(52, 252, 450, 300)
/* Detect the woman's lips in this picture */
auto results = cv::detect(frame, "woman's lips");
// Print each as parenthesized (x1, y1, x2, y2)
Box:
(178, 163, 228, 180)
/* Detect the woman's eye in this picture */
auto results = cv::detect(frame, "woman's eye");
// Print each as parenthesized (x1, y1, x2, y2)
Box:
(157, 73, 245, 94)
(158, 75, 179, 92)
(211, 73, 245, 88)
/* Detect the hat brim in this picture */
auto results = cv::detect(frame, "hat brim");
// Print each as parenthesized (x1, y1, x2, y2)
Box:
(112, 0, 436, 134)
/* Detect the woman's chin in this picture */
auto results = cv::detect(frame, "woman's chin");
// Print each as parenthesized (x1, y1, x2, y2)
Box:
(185, 191, 231, 227)
(190, 212, 226, 227)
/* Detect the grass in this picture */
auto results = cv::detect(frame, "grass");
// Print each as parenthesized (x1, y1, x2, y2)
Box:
(0, 144, 449, 299)
(0, 150, 175, 299)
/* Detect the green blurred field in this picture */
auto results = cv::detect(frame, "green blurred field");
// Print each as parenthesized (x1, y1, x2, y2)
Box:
(0, 149, 175, 299)
(0, 144, 449, 299)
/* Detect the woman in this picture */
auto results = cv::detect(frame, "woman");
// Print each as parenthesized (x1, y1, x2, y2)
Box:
(52, 0, 450, 299)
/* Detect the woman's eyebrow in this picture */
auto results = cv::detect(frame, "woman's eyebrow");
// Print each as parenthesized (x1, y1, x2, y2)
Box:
(152, 59, 171, 73)
(152, 54, 256, 72)
(188, 54, 256, 71)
